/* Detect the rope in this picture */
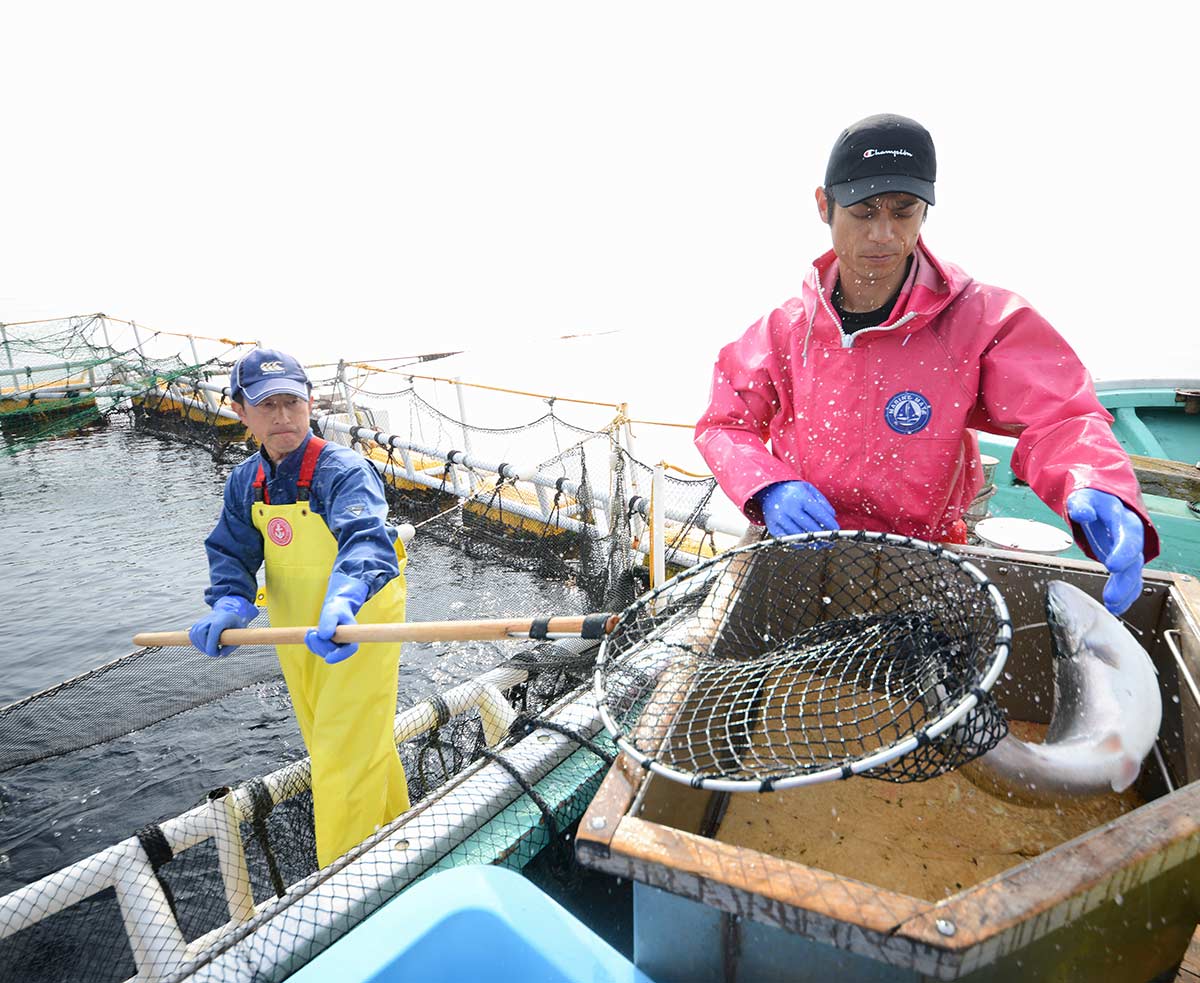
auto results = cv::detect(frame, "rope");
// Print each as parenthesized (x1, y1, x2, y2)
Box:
(245, 778, 287, 898)
(509, 714, 615, 768)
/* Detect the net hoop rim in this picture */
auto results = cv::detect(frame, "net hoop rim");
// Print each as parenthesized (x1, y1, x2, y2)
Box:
(593, 529, 1013, 793)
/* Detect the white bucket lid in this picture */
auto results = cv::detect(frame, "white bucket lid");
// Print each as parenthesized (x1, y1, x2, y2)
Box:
(974, 516, 1074, 554)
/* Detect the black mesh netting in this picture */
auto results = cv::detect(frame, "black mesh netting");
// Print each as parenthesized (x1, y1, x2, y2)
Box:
(597, 531, 1012, 790)
(0, 394, 727, 982)
(0, 652, 613, 983)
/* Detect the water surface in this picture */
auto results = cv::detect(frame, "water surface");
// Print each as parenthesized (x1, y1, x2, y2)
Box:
(0, 417, 578, 892)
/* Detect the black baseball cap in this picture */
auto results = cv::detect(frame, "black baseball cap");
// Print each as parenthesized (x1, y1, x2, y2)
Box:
(824, 113, 936, 207)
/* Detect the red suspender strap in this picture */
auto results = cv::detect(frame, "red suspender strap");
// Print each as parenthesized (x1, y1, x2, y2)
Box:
(298, 436, 326, 492)
(252, 436, 325, 506)
(252, 462, 268, 504)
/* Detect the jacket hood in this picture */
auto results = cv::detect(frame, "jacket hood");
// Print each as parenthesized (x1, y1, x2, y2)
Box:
(802, 237, 972, 343)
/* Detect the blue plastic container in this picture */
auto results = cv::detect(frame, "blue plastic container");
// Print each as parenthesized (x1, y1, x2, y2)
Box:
(289, 864, 653, 983)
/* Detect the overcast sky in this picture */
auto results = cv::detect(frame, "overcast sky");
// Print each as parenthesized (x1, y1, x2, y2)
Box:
(2, 2, 1195, 470)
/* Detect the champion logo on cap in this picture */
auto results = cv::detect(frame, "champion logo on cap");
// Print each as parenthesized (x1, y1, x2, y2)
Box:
(825, 114, 937, 207)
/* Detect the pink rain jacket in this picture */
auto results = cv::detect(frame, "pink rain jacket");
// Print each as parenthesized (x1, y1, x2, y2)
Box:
(695, 240, 1159, 561)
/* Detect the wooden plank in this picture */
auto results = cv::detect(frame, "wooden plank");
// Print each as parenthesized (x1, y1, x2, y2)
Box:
(1163, 579, 1200, 787)
(1175, 924, 1200, 982)
(1129, 453, 1200, 502)
(591, 815, 960, 977)
(1174, 573, 1200, 631)
(574, 753, 642, 861)
(608, 815, 928, 934)
(895, 779, 1200, 961)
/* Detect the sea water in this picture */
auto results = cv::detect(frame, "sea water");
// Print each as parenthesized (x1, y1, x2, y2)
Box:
(0, 416, 579, 893)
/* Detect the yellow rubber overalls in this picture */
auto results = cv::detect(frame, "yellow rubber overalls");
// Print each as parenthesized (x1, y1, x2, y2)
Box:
(251, 436, 410, 866)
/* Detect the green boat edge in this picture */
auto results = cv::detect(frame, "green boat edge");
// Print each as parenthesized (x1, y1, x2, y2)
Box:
(978, 383, 1200, 578)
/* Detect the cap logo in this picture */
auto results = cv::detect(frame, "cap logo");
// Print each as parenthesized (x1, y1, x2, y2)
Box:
(260, 360, 286, 374)
(863, 148, 913, 159)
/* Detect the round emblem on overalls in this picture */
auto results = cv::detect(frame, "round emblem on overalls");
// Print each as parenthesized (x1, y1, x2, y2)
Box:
(884, 391, 932, 435)
(267, 517, 293, 546)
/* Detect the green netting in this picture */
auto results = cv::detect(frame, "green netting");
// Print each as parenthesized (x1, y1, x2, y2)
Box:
(0, 315, 251, 456)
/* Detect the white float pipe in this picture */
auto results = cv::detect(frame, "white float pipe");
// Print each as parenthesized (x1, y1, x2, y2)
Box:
(140, 388, 241, 422)
(319, 415, 746, 540)
(0, 358, 82, 376)
(233, 663, 531, 817)
(0, 663, 532, 957)
(454, 376, 478, 493)
(183, 698, 605, 983)
(0, 388, 101, 401)
(113, 839, 191, 979)
(188, 336, 221, 412)
(195, 380, 233, 397)
(0, 835, 190, 983)
(651, 463, 666, 588)
(209, 789, 256, 923)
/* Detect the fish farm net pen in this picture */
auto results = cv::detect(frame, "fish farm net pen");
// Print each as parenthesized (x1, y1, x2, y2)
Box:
(0, 326, 1009, 983)
(0, 315, 256, 458)
(0, 392, 725, 982)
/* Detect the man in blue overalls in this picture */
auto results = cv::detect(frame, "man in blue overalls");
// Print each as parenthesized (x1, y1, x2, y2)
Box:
(189, 348, 410, 867)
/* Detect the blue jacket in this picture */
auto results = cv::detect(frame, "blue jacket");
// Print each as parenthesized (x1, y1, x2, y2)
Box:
(204, 433, 401, 607)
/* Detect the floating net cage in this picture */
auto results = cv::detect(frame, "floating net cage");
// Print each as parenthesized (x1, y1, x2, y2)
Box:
(597, 532, 1012, 791)
(0, 315, 253, 457)
(0, 370, 723, 982)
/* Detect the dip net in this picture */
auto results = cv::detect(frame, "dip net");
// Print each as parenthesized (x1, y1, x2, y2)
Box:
(597, 532, 1012, 790)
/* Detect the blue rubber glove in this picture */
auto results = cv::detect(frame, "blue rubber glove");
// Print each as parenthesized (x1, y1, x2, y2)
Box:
(1066, 489, 1145, 615)
(757, 481, 840, 537)
(189, 595, 258, 658)
(305, 573, 370, 665)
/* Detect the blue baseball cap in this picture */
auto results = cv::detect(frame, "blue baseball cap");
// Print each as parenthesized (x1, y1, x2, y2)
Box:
(230, 348, 312, 406)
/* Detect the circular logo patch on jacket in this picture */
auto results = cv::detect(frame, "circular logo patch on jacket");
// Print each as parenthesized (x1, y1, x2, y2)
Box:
(884, 391, 932, 434)
(267, 517, 294, 546)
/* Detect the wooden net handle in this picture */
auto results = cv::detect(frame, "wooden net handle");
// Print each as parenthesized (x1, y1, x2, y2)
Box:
(133, 614, 618, 649)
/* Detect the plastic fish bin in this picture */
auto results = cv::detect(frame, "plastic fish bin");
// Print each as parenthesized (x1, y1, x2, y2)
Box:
(288, 864, 653, 983)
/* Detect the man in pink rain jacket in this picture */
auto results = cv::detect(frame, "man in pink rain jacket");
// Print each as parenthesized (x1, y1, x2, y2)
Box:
(695, 114, 1158, 614)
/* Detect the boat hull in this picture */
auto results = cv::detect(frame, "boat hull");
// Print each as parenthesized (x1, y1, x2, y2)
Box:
(577, 549, 1200, 982)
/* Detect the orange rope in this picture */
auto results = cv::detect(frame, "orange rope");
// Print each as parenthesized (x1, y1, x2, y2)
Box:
(626, 417, 694, 430)
(660, 461, 714, 479)
(102, 316, 257, 348)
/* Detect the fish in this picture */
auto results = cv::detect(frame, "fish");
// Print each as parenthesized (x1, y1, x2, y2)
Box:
(963, 580, 1162, 804)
